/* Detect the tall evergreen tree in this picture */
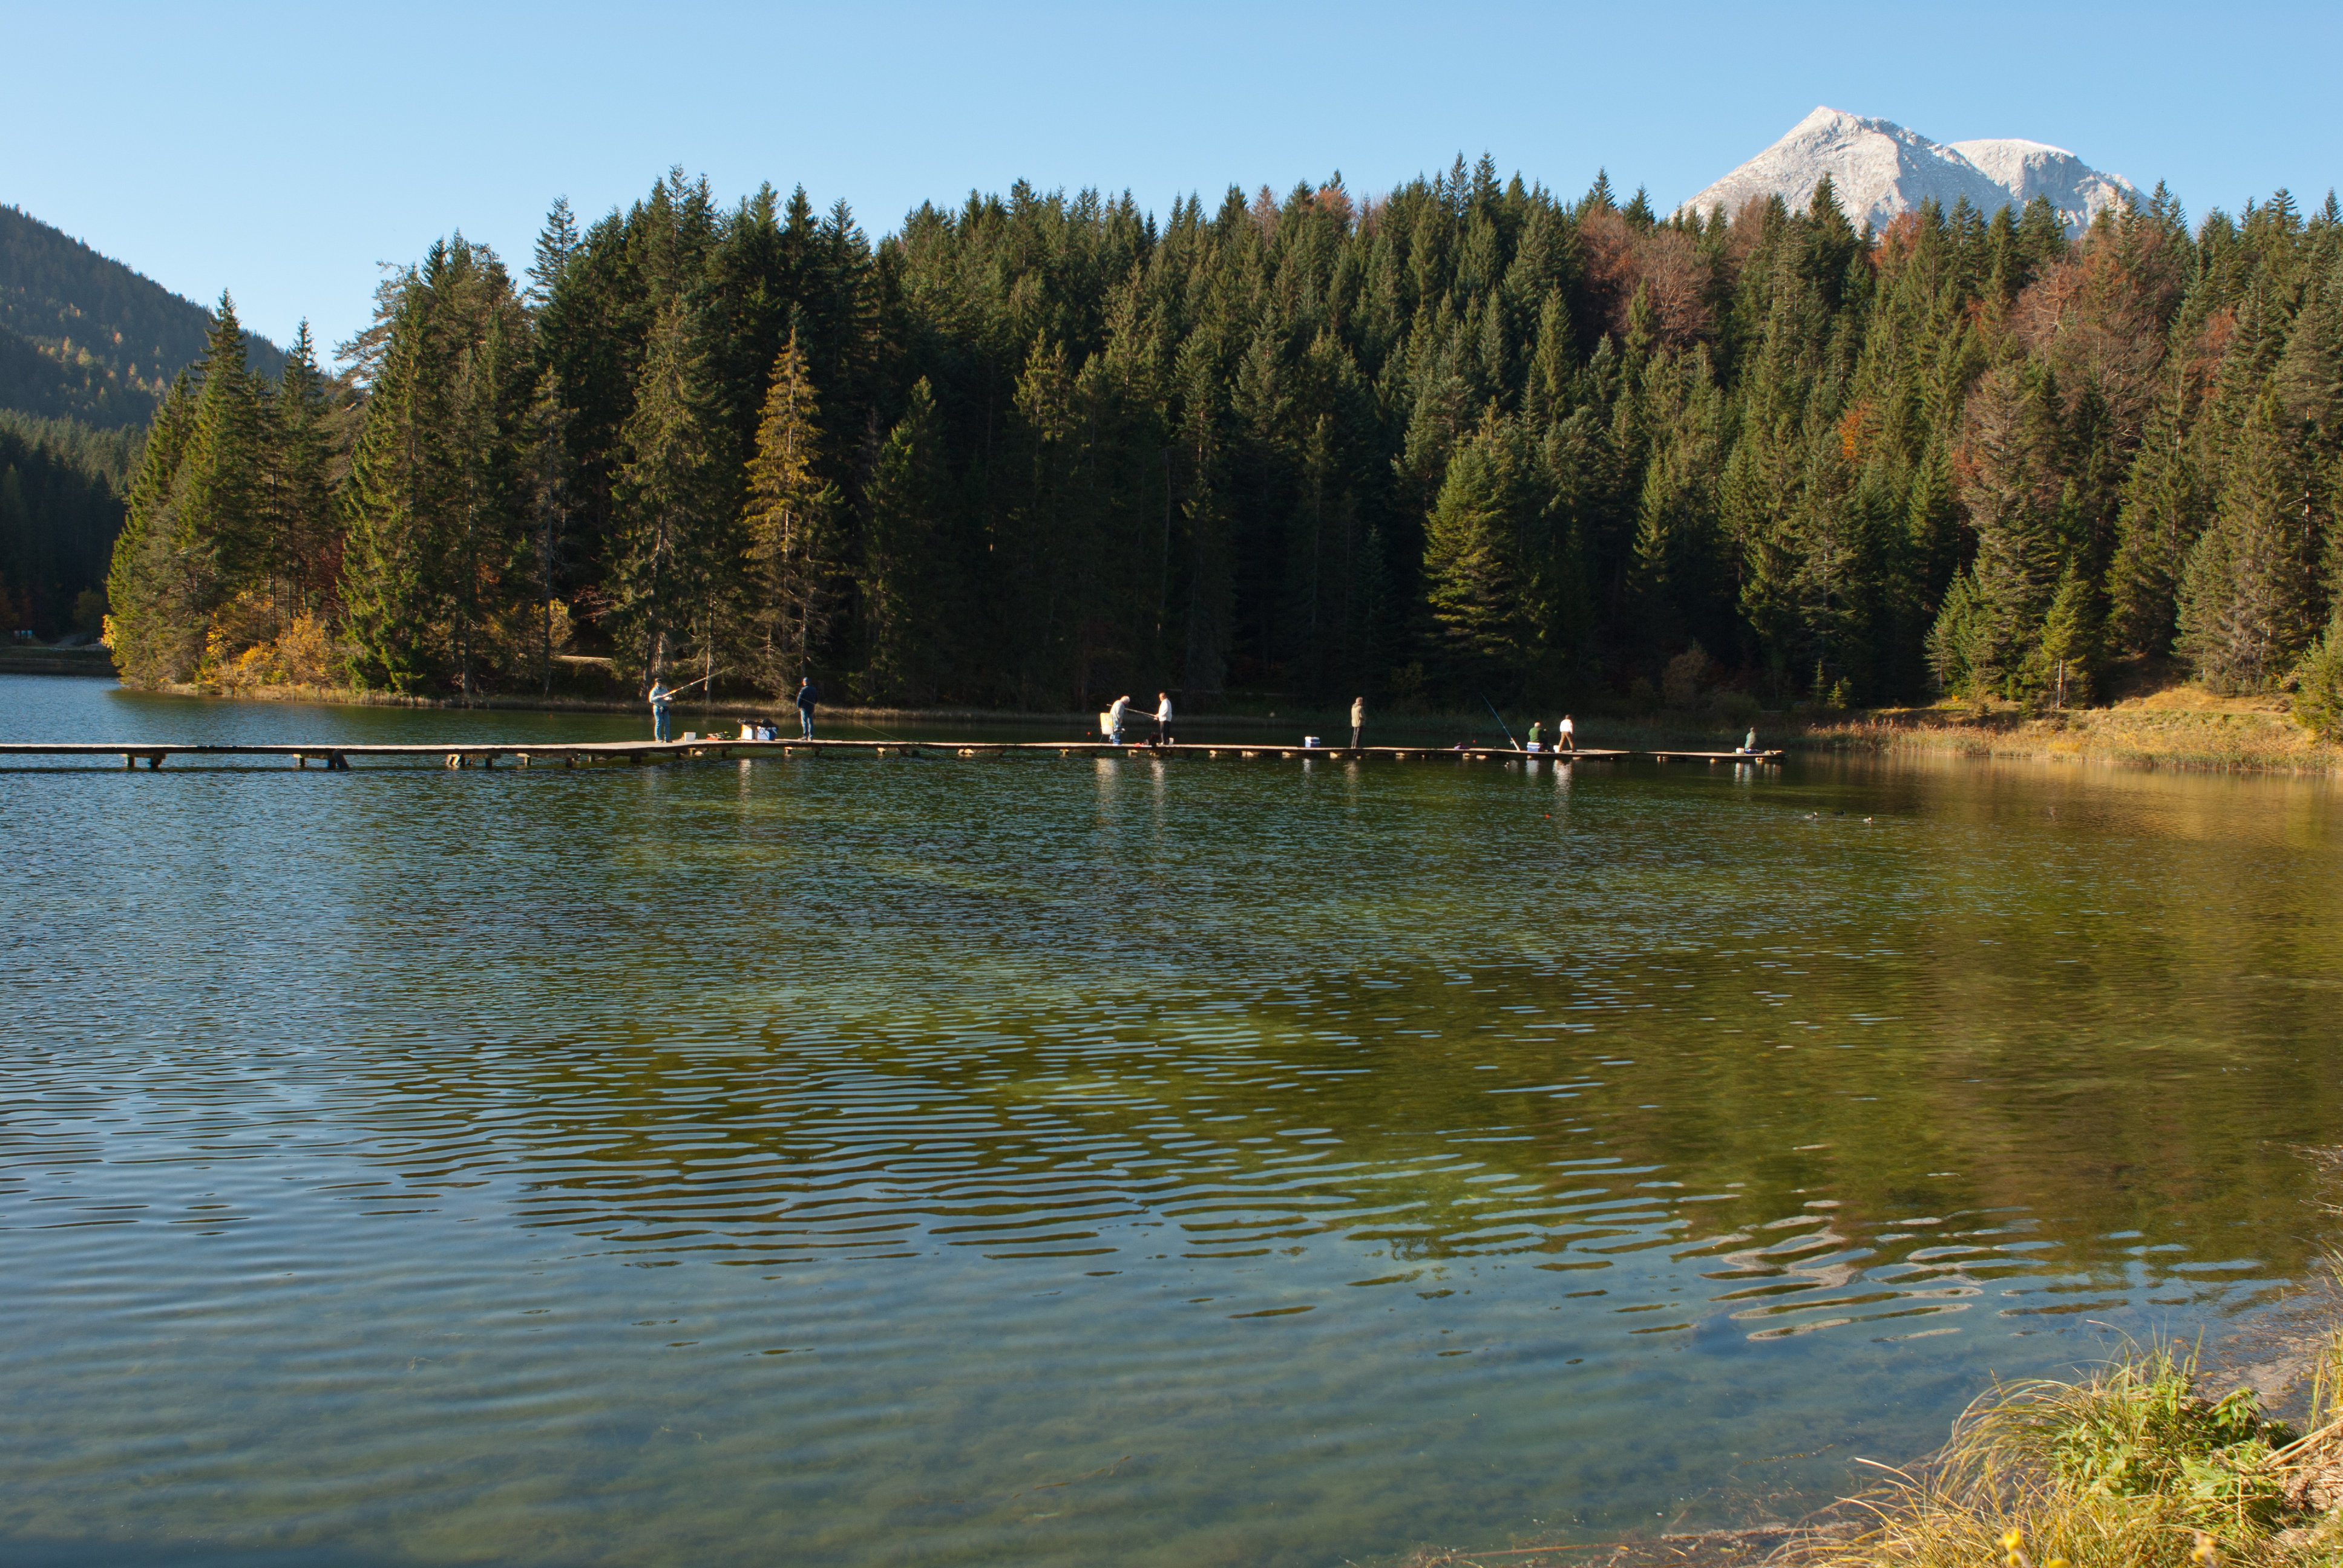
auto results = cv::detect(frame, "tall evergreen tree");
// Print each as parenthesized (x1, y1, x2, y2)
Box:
(2178, 387, 2324, 689)
(742, 328, 837, 691)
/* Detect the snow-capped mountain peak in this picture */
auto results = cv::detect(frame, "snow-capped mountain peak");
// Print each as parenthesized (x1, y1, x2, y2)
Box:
(1679, 108, 2136, 236)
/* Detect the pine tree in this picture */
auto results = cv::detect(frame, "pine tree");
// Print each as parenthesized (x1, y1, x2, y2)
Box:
(104, 374, 205, 685)
(2030, 560, 2101, 707)
(742, 328, 838, 691)
(266, 322, 336, 618)
(1423, 411, 1538, 690)
(861, 377, 955, 700)
(2106, 393, 2202, 653)
(613, 296, 727, 685)
(341, 239, 531, 693)
(2178, 388, 2321, 690)
(1956, 360, 2064, 694)
(341, 283, 442, 690)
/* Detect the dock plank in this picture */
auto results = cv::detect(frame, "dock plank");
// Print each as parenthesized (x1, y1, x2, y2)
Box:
(0, 739, 1783, 768)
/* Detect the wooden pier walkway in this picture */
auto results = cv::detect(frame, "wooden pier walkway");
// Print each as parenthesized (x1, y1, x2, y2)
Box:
(0, 738, 1784, 770)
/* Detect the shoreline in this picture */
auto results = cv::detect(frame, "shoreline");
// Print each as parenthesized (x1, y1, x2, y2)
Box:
(12, 654, 2341, 773)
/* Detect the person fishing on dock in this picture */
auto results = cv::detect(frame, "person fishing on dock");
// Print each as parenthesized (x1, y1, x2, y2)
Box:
(796, 677, 819, 739)
(647, 677, 675, 742)
(1155, 692, 1172, 743)
(1350, 696, 1365, 750)
(1106, 694, 1131, 745)
(1527, 720, 1543, 753)
(1558, 714, 1576, 752)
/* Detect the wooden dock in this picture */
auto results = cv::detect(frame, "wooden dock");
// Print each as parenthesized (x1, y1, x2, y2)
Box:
(0, 739, 1784, 771)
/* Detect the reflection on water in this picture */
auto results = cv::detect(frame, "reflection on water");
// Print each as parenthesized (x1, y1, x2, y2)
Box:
(4, 675, 2341, 1567)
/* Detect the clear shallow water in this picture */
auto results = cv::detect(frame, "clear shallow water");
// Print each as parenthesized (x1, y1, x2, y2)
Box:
(4, 675, 2341, 1567)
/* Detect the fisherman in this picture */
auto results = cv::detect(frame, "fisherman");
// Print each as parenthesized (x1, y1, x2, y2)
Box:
(1527, 720, 1543, 753)
(796, 677, 819, 739)
(1155, 691, 1173, 743)
(1107, 694, 1131, 745)
(1349, 695, 1365, 750)
(1558, 713, 1576, 752)
(1743, 727, 1757, 754)
(647, 677, 675, 742)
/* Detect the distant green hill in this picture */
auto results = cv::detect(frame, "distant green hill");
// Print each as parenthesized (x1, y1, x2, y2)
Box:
(0, 203, 282, 430)
(0, 204, 288, 638)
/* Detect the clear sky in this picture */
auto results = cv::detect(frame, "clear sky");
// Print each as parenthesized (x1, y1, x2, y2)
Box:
(7, 1, 2339, 359)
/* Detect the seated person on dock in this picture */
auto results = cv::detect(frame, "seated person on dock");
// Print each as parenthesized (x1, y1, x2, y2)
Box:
(1526, 720, 1542, 753)
(1743, 727, 1757, 754)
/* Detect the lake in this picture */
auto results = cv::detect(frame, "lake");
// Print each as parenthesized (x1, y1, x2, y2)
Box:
(4, 673, 2340, 1567)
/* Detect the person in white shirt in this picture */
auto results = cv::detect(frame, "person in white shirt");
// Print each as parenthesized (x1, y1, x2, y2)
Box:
(1349, 696, 1366, 749)
(1155, 692, 1172, 743)
(1557, 714, 1576, 752)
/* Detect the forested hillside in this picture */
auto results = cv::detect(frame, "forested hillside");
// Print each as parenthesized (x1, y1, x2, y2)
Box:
(0, 411, 142, 635)
(0, 205, 291, 634)
(102, 162, 2343, 714)
(0, 204, 284, 428)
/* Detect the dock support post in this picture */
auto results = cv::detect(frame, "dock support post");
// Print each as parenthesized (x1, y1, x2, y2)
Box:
(123, 753, 136, 770)
(146, 754, 163, 769)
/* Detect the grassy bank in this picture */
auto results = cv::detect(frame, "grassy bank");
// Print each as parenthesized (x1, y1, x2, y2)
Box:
(1793, 693, 2343, 773)
(1395, 1161, 2343, 1568)
(1391, 1326, 2343, 1568)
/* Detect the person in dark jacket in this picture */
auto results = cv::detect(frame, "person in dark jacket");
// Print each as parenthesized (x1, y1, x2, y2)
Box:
(795, 678, 819, 739)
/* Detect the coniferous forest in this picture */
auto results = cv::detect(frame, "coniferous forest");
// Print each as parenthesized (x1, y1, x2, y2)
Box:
(97, 160, 2343, 714)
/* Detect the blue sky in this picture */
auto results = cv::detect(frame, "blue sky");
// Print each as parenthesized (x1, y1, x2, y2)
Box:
(7, 1, 2339, 358)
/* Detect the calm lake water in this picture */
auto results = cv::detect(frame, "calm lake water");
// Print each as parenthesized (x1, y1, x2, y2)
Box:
(5, 674, 2341, 1567)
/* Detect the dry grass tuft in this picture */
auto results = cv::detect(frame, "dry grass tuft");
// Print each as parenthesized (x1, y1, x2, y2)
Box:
(1781, 1336, 2343, 1568)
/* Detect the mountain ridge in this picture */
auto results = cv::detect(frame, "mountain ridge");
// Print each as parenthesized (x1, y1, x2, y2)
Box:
(1680, 107, 2138, 235)
(0, 204, 282, 431)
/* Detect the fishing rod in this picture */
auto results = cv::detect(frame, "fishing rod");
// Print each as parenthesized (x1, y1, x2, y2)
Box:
(649, 668, 729, 698)
(1480, 693, 1519, 751)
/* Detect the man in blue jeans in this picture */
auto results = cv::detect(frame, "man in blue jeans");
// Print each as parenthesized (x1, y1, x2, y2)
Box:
(648, 678, 675, 742)
(795, 677, 819, 739)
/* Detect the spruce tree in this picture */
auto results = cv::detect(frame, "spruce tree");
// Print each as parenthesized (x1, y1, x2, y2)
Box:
(105, 374, 205, 685)
(861, 378, 954, 701)
(266, 323, 336, 619)
(2178, 388, 2321, 690)
(742, 328, 838, 692)
(1423, 413, 1537, 690)
(613, 297, 727, 685)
